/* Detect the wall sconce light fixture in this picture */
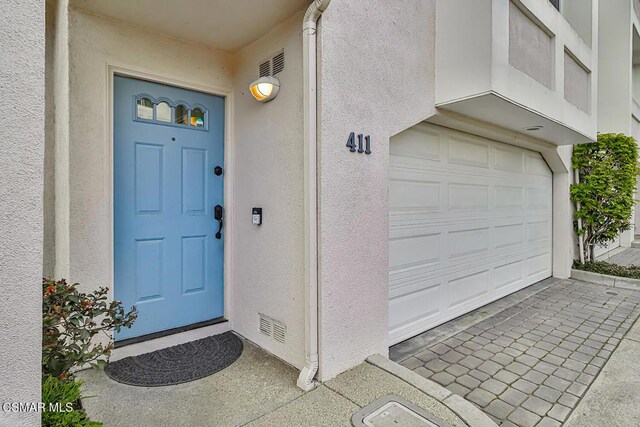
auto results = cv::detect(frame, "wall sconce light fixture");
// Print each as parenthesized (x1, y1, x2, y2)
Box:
(249, 76, 280, 102)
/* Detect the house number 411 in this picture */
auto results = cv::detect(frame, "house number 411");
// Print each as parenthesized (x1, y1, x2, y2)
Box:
(346, 132, 371, 155)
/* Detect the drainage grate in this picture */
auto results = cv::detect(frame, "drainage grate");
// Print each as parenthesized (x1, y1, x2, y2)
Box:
(352, 396, 451, 427)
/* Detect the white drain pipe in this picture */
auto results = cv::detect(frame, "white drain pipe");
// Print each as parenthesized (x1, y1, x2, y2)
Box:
(298, 0, 331, 392)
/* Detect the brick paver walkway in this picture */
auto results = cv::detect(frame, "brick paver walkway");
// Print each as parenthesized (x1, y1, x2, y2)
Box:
(396, 280, 640, 427)
(599, 247, 640, 266)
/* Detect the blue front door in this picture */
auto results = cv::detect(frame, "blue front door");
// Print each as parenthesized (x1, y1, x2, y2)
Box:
(114, 76, 225, 340)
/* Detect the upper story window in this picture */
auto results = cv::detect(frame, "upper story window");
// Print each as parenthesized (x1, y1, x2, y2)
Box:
(549, 0, 560, 11)
(134, 95, 208, 130)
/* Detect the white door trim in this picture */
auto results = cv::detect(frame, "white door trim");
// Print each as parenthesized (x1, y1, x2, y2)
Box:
(106, 63, 235, 330)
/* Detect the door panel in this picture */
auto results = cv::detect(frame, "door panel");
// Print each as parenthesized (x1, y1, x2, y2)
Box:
(388, 123, 552, 345)
(114, 76, 225, 340)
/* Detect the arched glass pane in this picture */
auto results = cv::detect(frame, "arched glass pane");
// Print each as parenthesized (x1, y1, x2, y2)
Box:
(190, 107, 205, 127)
(136, 98, 154, 120)
(156, 101, 171, 122)
(175, 105, 188, 125)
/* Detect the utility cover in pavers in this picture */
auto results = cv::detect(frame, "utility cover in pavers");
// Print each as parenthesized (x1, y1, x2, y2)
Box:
(351, 395, 451, 427)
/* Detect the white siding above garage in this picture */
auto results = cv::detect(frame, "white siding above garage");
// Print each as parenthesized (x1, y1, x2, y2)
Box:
(389, 123, 552, 345)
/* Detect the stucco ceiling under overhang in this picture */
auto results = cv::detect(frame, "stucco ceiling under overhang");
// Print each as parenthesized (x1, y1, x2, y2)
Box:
(71, 0, 308, 52)
(436, 92, 595, 146)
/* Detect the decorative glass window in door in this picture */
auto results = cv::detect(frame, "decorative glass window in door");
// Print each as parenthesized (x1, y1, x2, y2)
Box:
(156, 101, 172, 123)
(175, 105, 189, 125)
(136, 97, 154, 120)
(133, 95, 208, 130)
(191, 107, 205, 127)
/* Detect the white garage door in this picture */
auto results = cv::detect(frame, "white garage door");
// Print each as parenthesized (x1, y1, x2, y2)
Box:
(389, 123, 552, 345)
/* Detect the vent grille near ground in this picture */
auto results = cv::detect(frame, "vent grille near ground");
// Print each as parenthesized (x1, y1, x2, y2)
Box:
(259, 314, 272, 336)
(258, 313, 286, 344)
(272, 51, 285, 75)
(259, 61, 271, 78)
(273, 320, 286, 344)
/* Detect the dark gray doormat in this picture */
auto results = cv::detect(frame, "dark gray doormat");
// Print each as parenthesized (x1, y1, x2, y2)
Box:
(104, 332, 243, 387)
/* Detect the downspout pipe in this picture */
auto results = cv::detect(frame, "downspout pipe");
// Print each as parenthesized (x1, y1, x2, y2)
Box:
(298, 0, 331, 392)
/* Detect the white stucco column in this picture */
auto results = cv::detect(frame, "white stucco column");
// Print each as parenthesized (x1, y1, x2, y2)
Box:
(552, 146, 577, 278)
(0, 1, 45, 426)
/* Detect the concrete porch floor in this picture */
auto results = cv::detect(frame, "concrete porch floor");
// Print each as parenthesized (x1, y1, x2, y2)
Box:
(77, 337, 489, 427)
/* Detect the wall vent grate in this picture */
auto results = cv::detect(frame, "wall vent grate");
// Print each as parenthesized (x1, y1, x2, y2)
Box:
(273, 320, 286, 344)
(258, 313, 286, 344)
(272, 51, 285, 75)
(257, 50, 285, 77)
(259, 61, 271, 78)
(259, 313, 272, 336)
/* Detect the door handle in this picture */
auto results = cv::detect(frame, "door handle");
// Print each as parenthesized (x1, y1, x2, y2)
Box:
(214, 205, 223, 239)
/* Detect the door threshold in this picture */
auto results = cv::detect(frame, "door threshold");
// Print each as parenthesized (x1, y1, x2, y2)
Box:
(111, 318, 230, 362)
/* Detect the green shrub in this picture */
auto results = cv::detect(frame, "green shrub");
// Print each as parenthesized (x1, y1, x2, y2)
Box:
(42, 278, 137, 380)
(571, 133, 640, 262)
(42, 375, 102, 427)
(573, 260, 640, 279)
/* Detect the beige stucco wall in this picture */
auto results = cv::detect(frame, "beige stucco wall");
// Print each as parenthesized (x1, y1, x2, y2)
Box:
(46, 5, 233, 350)
(45, 0, 592, 384)
(50, 6, 307, 369)
(509, 1, 554, 90)
(60, 8, 232, 291)
(231, 12, 306, 369)
(316, 0, 437, 381)
(564, 51, 591, 113)
(315, 0, 583, 381)
(0, 1, 45, 425)
(598, 0, 632, 134)
(56, 9, 231, 289)
(562, 0, 593, 47)
(598, 0, 635, 246)
(44, 1, 57, 277)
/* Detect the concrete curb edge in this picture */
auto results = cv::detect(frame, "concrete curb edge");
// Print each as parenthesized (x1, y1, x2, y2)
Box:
(366, 354, 497, 427)
(571, 269, 640, 291)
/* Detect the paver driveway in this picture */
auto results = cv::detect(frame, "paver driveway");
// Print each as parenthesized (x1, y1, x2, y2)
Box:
(599, 246, 640, 266)
(391, 279, 640, 427)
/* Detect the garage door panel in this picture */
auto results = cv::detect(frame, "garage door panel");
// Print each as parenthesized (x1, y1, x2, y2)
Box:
(448, 136, 490, 168)
(389, 123, 552, 345)
(495, 186, 525, 208)
(495, 146, 525, 173)
(448, 227, 490, 259)
(448, 183, 490, 211)
(389, 280, 443, 334)
(389, 233, 441, 271)
(526, 220, 551, 243)
(526, 187, 551, 209)
(526, 153, 552, 176)
(391, 125, 441, 161)
(495, 260, 525, 291)
(389, 179, 440, 211)
(447, 269, 490, 310)
(527, 253, 552, 277)
(495, 223, 524, 249)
